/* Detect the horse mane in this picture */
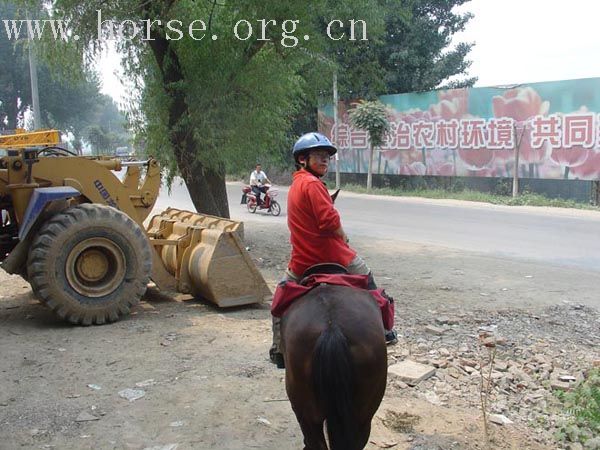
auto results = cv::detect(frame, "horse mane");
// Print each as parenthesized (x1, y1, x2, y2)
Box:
(312, 323, 356, 450)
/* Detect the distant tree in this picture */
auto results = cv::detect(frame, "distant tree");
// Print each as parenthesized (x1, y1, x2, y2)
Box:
(86, 125, 112, 155)
(38, 70, 101, 135)
(33, 0, 384, 217)
(0, 2, 29, 130)
(377, 0, 477, 94)
(0, 1, 105, 137)
(348, 100, 390, 192)
(290, 0, 475, 159)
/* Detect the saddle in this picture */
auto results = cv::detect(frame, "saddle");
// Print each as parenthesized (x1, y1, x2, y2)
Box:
(299, 263, 347, 283)
(271, 263, 395, 330)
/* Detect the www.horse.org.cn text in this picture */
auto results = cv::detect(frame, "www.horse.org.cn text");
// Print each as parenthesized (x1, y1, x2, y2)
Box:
(2, 11, 369, 48)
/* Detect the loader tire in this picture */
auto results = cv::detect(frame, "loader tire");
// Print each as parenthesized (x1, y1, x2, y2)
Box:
(27, 204, 152, 325)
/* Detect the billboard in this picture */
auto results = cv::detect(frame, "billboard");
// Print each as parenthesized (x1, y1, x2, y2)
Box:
(318, 78, 600, 180)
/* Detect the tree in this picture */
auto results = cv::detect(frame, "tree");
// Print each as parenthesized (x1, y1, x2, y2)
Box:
(86, 125, 112, 155)
(289, 0, 474, 165)
(348, 100, 390, 192)
(376, 0, 476, 94)
(33, 0, 384, 218)
(0, 2, 29, 130)
(0, 1, 106, 137)
(313, 0, 475, 101)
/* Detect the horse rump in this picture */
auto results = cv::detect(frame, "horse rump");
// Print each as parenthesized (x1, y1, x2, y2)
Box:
(313, 324, 356, 450)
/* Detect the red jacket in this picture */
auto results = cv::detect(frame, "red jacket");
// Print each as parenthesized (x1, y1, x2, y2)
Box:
(287, 169, 356, 276)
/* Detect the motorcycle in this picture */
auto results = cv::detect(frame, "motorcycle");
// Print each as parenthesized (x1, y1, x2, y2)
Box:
(242, 184, 281, 216)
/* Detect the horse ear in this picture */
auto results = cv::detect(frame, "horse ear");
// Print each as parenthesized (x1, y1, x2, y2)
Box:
(330, 189, 340, 203)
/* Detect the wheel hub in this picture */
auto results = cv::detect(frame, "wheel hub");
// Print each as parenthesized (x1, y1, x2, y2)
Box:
(65, 238, 126, 297)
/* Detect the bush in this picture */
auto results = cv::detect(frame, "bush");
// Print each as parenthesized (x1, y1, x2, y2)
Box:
(555, 369, 600, 445)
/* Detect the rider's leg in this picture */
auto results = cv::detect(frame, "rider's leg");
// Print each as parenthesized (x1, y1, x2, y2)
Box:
(252, 186, 261, 205)
(270, 268, 300, 368)
(346, 255, 398, 345)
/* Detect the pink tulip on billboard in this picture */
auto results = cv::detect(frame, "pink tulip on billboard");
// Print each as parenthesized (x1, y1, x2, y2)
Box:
(492, 87, 549, 122)
(399, 161, 427, 176)
(457, 147, 495, 169)
(569, 149, 600, 179)
(426, 162, 455, 176)
(517, 126, 551, 165)
(430, 89, 469, 120)
(492, 88, 551, 165)
(550, 145, 589, 169)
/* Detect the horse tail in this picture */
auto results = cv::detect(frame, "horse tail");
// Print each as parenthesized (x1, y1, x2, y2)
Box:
(312, 324, 355, 450)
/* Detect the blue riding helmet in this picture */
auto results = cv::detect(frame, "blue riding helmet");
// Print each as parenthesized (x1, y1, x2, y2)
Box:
(292, 132, 337, 162)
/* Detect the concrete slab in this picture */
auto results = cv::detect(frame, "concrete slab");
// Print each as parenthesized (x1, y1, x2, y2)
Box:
(388, 360, 436, 386)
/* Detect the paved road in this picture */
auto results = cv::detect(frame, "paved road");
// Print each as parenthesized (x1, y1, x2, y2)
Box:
(154, 180, 600, 272)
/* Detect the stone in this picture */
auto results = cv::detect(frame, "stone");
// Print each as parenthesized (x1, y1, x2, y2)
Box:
(558, 375, 577, 382)
(489, 414, 513, 425)
(461, 365, 476, 374)
(257, 417, 271, 426)
(438, 348, 451, 357)
(460, 358, 477, 367)
(118, 388, 146, 402)
(550, 380, 573, 391)
(392, 380, 409, 389)
(425, 325, 446, 335)
(75, 411, 100, 422)
(417, 342, 430, 351)
(430, 358, 447, 369)
(423, 391, 442, 405)
(446, 367, 461, 379)
(509, 367, 533, 383)
(388, 360, 436, 386)
(435, 316, 459, 325)
(494, 361, 509, 372)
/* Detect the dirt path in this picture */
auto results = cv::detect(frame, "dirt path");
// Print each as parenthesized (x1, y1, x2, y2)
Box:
(1, 215, 598, 449)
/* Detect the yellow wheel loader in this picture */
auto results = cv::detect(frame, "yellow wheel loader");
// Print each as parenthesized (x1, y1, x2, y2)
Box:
(0, 129, 271, 324)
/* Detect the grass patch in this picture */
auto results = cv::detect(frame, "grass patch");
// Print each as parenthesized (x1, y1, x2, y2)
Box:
(555, 368, 600, 445)
(340, 183, 600, 210)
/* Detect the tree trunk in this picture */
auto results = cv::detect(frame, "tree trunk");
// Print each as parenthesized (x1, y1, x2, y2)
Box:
(6, 94, 18, 131)
(146, 20, 229, 218)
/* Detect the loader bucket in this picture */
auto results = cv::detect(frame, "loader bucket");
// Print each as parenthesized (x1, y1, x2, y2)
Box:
(147, 208, 271, 307)
(154, 207, 244, 240)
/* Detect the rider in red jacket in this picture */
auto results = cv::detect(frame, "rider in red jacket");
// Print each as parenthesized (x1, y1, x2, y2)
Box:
(269, 132, 398, 368)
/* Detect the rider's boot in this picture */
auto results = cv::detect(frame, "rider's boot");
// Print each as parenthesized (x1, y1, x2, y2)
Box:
(385, 329, 399, 345)
(269, 344, 285, 369)
(367, 272, 399, 346)
(269, 317, 285, 369)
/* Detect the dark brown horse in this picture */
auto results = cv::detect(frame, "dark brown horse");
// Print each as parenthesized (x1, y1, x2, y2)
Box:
(281, 284, 388, 450)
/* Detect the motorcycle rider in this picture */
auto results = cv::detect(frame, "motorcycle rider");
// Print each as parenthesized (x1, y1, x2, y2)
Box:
(269, 132, 398, 368)
(249, 163, 271, 206)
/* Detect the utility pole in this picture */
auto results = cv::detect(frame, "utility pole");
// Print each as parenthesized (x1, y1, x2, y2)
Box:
(512, 124, 526, 198)
(26, 10, 42, 130)
(333, 72, 340, 189)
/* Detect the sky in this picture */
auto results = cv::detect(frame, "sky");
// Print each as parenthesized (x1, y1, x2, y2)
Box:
(452, 0, 600, 87)
(98, 0, 600, 101)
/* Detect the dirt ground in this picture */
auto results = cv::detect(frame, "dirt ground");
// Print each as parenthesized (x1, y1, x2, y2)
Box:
(1, 200, 599, 450)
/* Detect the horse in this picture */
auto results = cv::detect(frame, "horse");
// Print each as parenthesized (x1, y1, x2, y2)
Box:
(281, 283, 388, 450)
